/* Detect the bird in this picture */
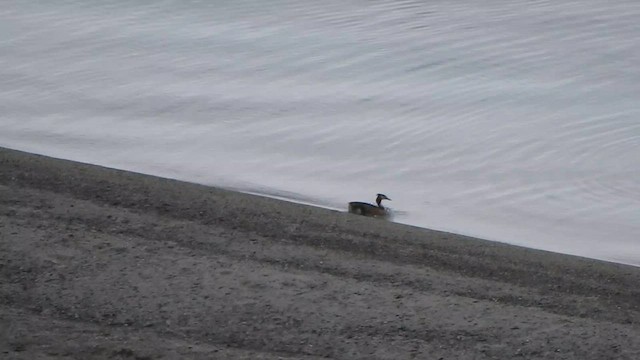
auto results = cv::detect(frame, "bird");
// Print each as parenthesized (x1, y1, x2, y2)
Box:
(348, 193, 391, 218)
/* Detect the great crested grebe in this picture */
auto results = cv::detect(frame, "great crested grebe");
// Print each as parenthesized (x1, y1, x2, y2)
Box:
(348, 193, 391, 218)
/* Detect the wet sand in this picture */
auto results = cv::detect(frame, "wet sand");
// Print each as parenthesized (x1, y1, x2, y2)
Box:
(1, 147, 639, 359)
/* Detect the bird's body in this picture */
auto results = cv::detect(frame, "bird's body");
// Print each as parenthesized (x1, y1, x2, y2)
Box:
(348, 193, 391, 218)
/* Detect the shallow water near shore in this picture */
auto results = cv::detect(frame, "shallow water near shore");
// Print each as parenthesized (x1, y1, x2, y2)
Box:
(1, 0, 639, 265)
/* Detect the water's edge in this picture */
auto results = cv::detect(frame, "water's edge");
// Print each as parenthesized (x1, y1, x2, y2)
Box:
(2, 146, 638, 268)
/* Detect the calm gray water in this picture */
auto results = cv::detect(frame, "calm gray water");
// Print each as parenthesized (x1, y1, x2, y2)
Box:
(2, 0, 639, 265)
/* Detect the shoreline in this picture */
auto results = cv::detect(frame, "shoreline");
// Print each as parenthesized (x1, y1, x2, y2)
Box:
(2, 147, 640, 359)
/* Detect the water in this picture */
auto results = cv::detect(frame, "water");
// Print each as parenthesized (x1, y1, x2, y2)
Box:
(2, 0, 639, 265)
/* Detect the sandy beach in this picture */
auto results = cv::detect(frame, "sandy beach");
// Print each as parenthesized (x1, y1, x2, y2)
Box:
(1, 147, 639, 359)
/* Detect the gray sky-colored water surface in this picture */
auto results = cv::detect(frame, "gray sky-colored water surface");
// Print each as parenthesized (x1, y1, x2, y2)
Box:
(1, 0, 639, 265)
